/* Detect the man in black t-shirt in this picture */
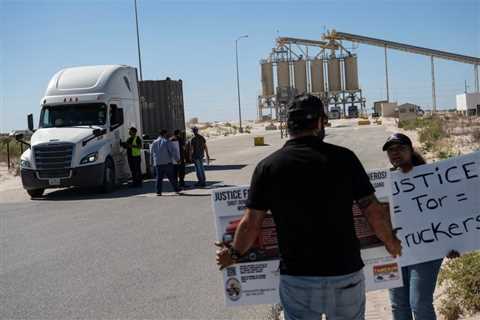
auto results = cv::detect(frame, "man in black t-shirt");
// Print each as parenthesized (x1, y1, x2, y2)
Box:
(189, 127, 210, 187)
(216, 95, 402, 320)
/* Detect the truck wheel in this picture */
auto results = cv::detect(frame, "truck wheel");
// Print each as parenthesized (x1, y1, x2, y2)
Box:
(101, 158, 115, 193)
(27, 189, 44, 198)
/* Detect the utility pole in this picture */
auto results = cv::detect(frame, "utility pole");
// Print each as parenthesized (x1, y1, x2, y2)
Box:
(384, 45, 390, 102)
(134, 0, 143, 81)
(475, 64, 479, 92)
(235, 35, 248, 133)
(431, 56, 437, 112)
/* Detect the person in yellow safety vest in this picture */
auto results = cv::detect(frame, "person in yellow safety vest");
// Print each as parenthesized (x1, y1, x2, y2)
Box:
(121, 126, 143, 187)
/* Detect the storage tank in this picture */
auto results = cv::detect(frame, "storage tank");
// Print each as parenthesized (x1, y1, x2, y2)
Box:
(293, 60, 307, 94)
(260, 62, 274, 96)
(310, 59, 325, 93)
(327, 58, 341, 92)
(277, 61, 290, 88)
(344, 55, 359, 91)
(138, 79, 186, 138)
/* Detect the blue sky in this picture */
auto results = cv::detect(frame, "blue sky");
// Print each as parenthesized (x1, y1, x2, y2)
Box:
(1, 0, 479, 132)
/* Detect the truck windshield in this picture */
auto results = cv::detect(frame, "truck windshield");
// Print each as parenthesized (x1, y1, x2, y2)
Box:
(39, 103, 107, 128)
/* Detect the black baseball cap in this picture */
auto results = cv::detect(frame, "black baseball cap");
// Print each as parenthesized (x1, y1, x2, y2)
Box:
(287, 95, 326, 121)
(382, 133, 413, 151)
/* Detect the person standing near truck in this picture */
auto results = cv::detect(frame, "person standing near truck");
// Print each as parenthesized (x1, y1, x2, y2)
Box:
(121, 126, 143, 187)
(189, 127, 210, 187)
(216, 94, 402, 320)
(150, 129, 180, 196)
(171, 129, 186, 188)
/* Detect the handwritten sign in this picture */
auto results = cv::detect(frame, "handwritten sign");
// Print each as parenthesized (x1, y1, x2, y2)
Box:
(390, 152, 480, 266)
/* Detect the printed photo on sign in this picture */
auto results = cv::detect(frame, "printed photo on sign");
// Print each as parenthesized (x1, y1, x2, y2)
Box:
(373, 263, 400, 283)
(353, 169, 391, 250)
(220, 216, 279, 263)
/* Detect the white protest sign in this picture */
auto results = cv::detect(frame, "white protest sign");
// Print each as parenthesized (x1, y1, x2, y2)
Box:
(390, 151, 480, 266)
(212, 186, 280, 306)
(355, 169, 403, 291)
(212, 175, 403, 306)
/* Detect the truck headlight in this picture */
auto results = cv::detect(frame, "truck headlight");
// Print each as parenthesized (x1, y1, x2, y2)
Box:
(20, 159, 31, 168)
(80, 152, 98, 164)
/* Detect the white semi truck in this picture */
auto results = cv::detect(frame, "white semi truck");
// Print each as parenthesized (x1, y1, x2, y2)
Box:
(16, 65, 147, 197)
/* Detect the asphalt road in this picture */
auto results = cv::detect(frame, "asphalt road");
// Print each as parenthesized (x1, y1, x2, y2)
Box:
(1, 121, 392, 319)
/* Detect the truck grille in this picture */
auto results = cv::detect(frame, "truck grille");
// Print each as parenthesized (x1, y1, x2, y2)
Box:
(37, 169, 71, 179)
(34, 143, 74, 178)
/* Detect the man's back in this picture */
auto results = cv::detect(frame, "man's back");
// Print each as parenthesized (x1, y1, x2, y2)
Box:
(151, 137, 178, 166)
(247, 136, 374, 276)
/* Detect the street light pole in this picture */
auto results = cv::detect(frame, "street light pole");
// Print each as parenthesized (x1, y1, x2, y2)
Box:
(134, 0, 143, 81)
(235, 35, 248, 133)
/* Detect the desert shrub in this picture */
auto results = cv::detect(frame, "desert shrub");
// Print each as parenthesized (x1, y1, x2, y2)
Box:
(472, 128, 480, 143)
(0, 137, 25, 163)
(436, 148, 458, 160)
(418, 118, 448, 151)
(398, 118, 426, 130)
(437, 252, 480, 320)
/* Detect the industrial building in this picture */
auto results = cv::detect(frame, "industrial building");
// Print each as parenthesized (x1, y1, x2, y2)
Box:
(258, 30, 480, 126)
(456, 92, 480, 116)
(258, 36, 364, 124)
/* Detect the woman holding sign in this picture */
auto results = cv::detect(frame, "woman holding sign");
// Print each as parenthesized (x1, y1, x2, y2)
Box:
(383, 133, 459, 320)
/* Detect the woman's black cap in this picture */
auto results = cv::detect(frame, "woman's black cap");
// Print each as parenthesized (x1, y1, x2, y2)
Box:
(382, 133, 413, 151)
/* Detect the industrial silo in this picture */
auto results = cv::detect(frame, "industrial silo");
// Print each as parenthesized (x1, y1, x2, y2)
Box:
(310, 59, 325, 93)
(327, 58, 341, 92)
(293, 60, 307, 94)
(277, 61, 290, 88)
(261, 62, 274, 96)
(344, 55, 359, 91)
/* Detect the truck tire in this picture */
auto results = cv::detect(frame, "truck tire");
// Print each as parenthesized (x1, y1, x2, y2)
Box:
(101, 158, 115, 193)
(27, 188, 44, 198)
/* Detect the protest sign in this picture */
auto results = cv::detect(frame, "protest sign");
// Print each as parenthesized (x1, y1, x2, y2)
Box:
(354, 169, 403, 291)
(212, 173, 403, 306)
(212, 186, 280, 306)
(390, 151, 480, 266)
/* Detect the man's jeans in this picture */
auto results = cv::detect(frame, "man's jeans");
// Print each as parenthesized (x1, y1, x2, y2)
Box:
(280, 270, 365, 320)
(193, 158, 206, 184)
(389, 259, 443, 320)
(155, 164, 178, 194)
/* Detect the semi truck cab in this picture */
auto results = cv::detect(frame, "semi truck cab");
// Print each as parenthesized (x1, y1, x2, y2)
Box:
(17, 65, 146, 197)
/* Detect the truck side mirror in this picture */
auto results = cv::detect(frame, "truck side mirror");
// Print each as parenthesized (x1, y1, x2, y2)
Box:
(27, 114, 34, 132)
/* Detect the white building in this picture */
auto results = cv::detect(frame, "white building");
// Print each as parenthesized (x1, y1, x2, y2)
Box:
(456, 92, 480, 116)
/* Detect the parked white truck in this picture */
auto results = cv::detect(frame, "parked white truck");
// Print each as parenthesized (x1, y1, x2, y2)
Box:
(16, 65, 147, 197)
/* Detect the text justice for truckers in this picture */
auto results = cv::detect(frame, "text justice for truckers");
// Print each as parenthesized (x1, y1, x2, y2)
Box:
(392, 161, 477, 195)
(395, 214, 480, 248)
